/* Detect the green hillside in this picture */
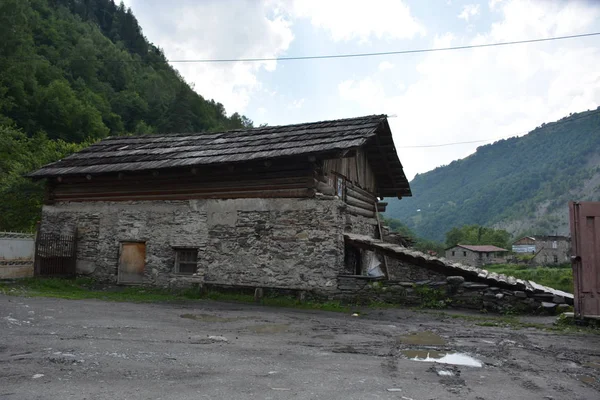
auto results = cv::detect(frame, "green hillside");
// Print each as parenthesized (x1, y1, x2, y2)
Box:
(0, 0, 250, 231)
(385, 109, 600, 242)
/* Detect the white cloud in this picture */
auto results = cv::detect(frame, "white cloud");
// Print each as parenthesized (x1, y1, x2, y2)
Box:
(288, 98, 305, 109)
(489, 0, 504, 10)
(378, 61, 395, 71)
(338, 0, 600, 180)
(124, 0, 294, 114)
(289, 0, 425, 43)
(458, 4, 480, 22)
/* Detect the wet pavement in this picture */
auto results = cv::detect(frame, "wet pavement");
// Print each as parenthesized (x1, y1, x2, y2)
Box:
(1, 295, 600, 399)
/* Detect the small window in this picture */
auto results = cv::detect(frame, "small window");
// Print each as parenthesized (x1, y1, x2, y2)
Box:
(451, 251, 455, 256)
(174, 248, 198, 274)
(336, 176, 345, 199)
(553, 255, 558, 263)
(486, 252, 490, 258)
(463, 251, 467, 257)
(552, 241, 557, 249)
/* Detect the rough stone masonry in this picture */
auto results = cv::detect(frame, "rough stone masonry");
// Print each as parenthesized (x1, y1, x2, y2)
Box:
(40, 196, 377, 291)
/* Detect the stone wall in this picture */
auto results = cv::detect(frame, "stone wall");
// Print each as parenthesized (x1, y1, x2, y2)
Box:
(40, 196, 371, 290)
(343, 213, 378, 237)
(444, 247, 506, 267)
(204, 198, 344, 290)
(0, 260, 33, 279)
(335, 274, 570, 314)
(0, 232, 35, 279)
(535, 239, 570, 265)
(385, 258, 446, 282)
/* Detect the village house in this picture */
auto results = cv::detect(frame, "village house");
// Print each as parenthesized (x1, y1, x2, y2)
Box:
(29, 115, 412, 292)
(28, 115, 576, 311)
(444, 244, 509, 267)
(512, 235, 570, 265)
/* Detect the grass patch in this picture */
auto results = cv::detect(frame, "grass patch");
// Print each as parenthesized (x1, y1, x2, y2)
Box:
(413, 285, 450, 309)
(0, 277, 184, 302)
(484, 263, 573, 293)
(0, 277, 353, 312)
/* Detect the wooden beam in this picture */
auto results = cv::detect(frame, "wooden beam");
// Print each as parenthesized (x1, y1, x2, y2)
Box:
(345, 204, 375, 218)
(374, 204, 389, 280)
(347, 187, 375, 205)
(315, 179, 334, 195)
(346, 195, 375, 211)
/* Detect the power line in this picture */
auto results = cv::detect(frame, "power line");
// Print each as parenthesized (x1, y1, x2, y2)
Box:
(10, 32, 600, 64)
(397, 110, 600, 149)
(166, 32, 600, 63)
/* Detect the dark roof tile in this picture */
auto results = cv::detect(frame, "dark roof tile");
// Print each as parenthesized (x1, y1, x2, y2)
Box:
(29, 115, 411, 197)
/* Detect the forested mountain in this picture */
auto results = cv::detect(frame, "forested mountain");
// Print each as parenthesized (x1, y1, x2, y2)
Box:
(385, 109, 600, 242)
(0, 0, 251, 231)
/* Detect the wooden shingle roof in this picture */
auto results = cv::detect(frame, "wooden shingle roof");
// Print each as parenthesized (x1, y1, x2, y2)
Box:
(29, 115, 411, 197)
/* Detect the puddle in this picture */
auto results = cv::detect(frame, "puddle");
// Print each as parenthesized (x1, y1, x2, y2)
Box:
(583, 361, 600, 370)
(402, 350, 447, 359)
(398, 331, 446, 346)
(312, 334, 335, 340)
(248, 324, 290, 334)
(579, 375, 597, 385)
(180, 313, 243, 323)
(402, 350, 483, 367)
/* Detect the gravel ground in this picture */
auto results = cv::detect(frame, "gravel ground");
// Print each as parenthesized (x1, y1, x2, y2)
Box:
(1, 294, 599, 400)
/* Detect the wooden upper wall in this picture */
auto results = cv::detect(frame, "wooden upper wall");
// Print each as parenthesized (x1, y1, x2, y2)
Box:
(46, 158, 315, 203)
(322, 149, 376, 193)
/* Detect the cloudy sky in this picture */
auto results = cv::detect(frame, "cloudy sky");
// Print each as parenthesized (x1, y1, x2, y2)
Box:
(122, 0, 600, 180)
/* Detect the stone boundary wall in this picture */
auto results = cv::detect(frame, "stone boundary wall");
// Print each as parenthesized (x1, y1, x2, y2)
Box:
(334, 275, 571, 314)
(0, 263, 34, 279)
(0, 232, 35, 279)
(0, 232, 35, 261)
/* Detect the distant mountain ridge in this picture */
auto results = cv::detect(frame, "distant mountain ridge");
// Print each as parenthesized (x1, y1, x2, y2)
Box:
(384, 109, 600, 242)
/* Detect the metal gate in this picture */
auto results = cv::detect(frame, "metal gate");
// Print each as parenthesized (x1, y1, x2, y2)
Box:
(569, 201, 600, 319)
(34, 230, 77, 277)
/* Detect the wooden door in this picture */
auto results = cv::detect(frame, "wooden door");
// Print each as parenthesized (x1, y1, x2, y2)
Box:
(118, 242, 146, 284)
(569, 202, 600, 318)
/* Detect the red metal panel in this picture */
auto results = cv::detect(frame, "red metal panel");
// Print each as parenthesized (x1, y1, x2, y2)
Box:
(569, 201, 600, 319)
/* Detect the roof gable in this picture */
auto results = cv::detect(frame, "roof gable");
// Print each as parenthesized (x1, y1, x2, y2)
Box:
(513, 235, 570, 243)
(29, 115, 411, 197)
(453, 244, 509, 252)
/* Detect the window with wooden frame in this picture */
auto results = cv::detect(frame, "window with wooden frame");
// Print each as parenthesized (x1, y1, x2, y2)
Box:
(174, 248, 198, 275)
(334, 174, 346, 200)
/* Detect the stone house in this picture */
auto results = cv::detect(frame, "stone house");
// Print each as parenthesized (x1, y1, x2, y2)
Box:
(29, 115, 411, 293)
(512, 235, 570, 265)
(444, 244, 509, 267)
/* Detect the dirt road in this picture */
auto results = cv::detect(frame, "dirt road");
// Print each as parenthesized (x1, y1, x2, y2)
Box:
(1, 295, 599, 399)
